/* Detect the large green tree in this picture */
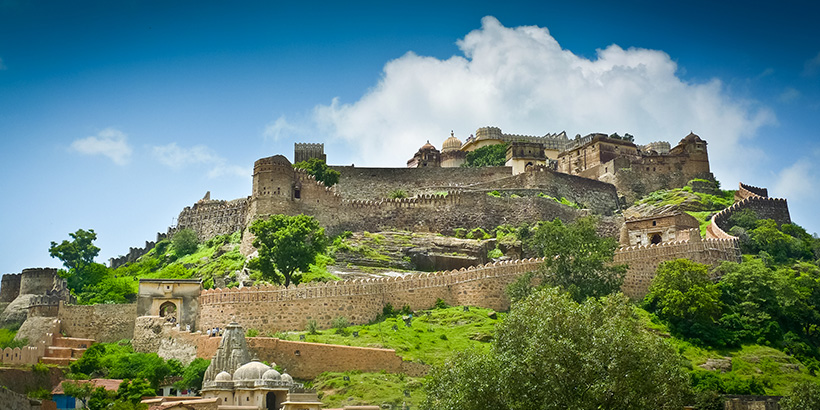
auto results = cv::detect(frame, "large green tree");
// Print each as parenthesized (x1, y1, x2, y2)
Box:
(248, 214, 327, 287)
(780, 381, 820, 410)
(49, 229, 100, 271)
(293, 158, 340, 187)
(644, 259, 726, 344)
(424, 287, 690, 410)
(523, 217, 625, 302)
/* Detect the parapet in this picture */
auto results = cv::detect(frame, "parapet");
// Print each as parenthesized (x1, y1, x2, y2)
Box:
(0, 273, 21, 303)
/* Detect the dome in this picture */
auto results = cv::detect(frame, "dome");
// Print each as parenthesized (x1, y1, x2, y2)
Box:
(215, 371, 232, 382)
(233, 361, 271, 381)
(269, 154, 292, 166)
(262, 368, 282, 380)
(442, 132, 462, 151)
(280, 373, 294, 384)
(681, 132, 702, 143)
(419, 140, 437, 151)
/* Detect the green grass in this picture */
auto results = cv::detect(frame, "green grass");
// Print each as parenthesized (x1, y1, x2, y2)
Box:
(289, 306, 502, 366)
(311, 371, 425, 409)
(685, 211, 714, 236)
(635, 181, 735, 212)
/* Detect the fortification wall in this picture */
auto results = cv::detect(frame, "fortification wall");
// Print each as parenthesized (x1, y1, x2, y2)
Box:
(709, 184, 791, 238)
(615, 232, 741, 298)
(613, 168, 714, 204)
(198, 258, 544, 333)
(330, 166, 513, 199)
(0, 273, 21, 303)
(19, 268, 59, 296)
(109, 232, 168, 268)
(467, 167, 620, 215)
(736, 183, 768, 200)
(57, 303, 137, 342)
(175, 197, 249, 241)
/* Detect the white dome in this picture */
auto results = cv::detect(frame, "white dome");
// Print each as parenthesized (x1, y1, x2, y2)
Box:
(280, 373, 293, 384)
(262, 368, 281, 380)
(442, 133, 463, 151)
(233, 361, 271, 381)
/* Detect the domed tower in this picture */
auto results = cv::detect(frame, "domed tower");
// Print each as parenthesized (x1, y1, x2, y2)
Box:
(441, 131, 466, 168)
(671, 132, 710, 175)
(407, 140, 441, 168)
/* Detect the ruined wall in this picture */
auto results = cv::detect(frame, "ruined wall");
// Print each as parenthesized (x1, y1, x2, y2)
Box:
(109, 232, 168, 269)
(0, 273, 21, 303)
(615, 232, 742, 299)
(198, 258, 544, 333)
(175, 197, 249, 241)
(57, 303, 137, 342)
(330, 166, 513, 199)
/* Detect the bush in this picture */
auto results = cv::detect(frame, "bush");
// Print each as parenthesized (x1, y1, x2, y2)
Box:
(434, 298, 449, 309)
(389, 189, 407, 199)
(332, 317, 349, 334)
(487, 247, 503, 259)
(453, 228, 466, 239)
(487, 190, 502, 198)
(467, 228, 489, 240)
(172, 229, 199, 256)
(306, 319, 319, 335)
(246, 329, 259, 337)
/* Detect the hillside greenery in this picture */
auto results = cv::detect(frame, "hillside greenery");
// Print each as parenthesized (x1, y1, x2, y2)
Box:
(462, 143, 508, 167)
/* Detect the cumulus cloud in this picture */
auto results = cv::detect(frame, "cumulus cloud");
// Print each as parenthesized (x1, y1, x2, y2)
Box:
(152, 143, 249, 178)
(71, 128, 132, 165)
(774, 158, 819, 202)
(263, 115, 304, 140)
(313, 16, 774, 185)
(802, 51, 820, 77)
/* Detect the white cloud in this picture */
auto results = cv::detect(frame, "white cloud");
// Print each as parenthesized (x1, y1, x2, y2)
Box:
(71, 128, 133, 165)
(264, 115, 303, 140)
(802, 51, 820, 77)
(778, 87, 801, 103)
(313, 16, 774, 185)
(774, 158, 819, 202)
(152, 143, 249, 179)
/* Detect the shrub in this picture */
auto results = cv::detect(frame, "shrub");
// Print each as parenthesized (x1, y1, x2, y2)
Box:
(434, 298, 449, 309)
(332, 317, 349, 334)
(467, 228, 490, 240)
(172, 229, 199, 256)
(453, 228, 466, 239)
(246, 328, 259, 337)
(389, 189, 407, 199)
(306, 319, 319, 335)
(382, 303, 396, 317)
(487, 247, 504, 259)
(487, 190, 502, 198)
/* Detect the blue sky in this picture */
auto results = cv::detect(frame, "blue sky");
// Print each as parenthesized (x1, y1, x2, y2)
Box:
(1, 0, 819, 274)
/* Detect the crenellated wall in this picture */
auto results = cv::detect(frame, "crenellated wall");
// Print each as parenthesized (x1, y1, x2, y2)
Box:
(175, 197, 249, 241)
(0, 273, 21, 303)
(616, 230, 742, 298)
(109, 232, 168, 268)
(198, 258, 544, 333)
(708, 183, 791, 239)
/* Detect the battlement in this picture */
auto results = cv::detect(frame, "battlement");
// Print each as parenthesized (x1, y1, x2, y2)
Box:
(294, 142, 326, 164)
(708, 183, 791, 238)
(0, 273, 21, 303)
(736, 182, 769, 201)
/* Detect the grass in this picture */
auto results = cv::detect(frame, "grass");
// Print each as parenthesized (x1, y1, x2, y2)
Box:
(311, 371, 425, 409)
(685, 211, 715, 236)
(290, 306, 502, 366)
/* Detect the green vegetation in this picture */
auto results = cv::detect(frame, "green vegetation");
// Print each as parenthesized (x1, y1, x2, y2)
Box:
(518, 217, 626, 302)
(248, 214, 327, 287)
(424, 288, 690, 410)
(171, 228, 199, 256)
(537, 192, 581, 209)
(289, 305, 501, 366)
(781, 381, 820, 410)
(462, 143, 508, 167)
(388, 189, 407, 199)
(311, 371, 425, 409)
(293, 158, 340, 187)
(0, 328, 27, 348)
(486, 190, 501, 197)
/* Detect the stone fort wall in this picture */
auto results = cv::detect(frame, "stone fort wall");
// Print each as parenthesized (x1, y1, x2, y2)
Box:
(710, 183, 791, 237)
(175, 197, 249, 241)
(616, 231, 742, 299)
(198, 258, 543, 333)
(57, 302, 137, 343)
(0, 273, 21, 303)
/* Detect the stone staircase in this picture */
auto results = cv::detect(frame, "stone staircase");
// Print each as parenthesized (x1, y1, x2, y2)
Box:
(40, 336, 95, 366)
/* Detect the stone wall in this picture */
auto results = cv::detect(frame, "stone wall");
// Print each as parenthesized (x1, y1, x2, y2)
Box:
(613, 167, 714, 204)
(198, 258, 544, 333)
(57, 303, 137, 342)
(175, 197, 249, 241)
(19, 268, 59, 296)
(109, 232, 168, 269)
(615, 232, 742, 298)
(0, 385, 42, 410)
(709, 183, 791, 238)
(330, 166, 513, 199)
(0, 273, 21, 303)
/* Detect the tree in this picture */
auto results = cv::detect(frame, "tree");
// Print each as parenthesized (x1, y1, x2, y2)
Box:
(173, 358, 210, 393)
(716, 259, 785, 343)
(49, 229, 100, 271)
(462, 143, 508, 167)
(780, 381, 820, 410)
(171, 228, 199, 256)
(115, 378, 155, 404)
(62, 381, 95, 409)
(644, 259, 727, 345)
(424, 288, 690, 410)
(293, 158, 340, 187)
(524, 217, 625, 302)
(248, 214, 327, 287)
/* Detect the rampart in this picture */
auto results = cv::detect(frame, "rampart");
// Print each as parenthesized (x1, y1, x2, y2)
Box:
(19, 268, 59, 296)
(198, 258, 544, 333)
(109, 232, 168, 269)
(0, 273, 21, 303)
(615, 231, 742, 298)
(175, 197, 249, 240)
(57, 302, 138, 343)
(330, 166, 513, 199)
(709, 183, 791, 238)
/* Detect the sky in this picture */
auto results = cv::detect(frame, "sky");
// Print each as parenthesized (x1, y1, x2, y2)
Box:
(1, 0, 819, 274)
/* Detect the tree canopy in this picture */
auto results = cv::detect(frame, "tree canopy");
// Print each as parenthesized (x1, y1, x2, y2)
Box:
(519, 217, 625, 302)
(171, 228, 199, 256)
(248, 214, 327, 287)
(49, 228, 100, 272)
(462, 143, 508, 167)
(423, 287, 690, 410)
(293, 158, 340, 187)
